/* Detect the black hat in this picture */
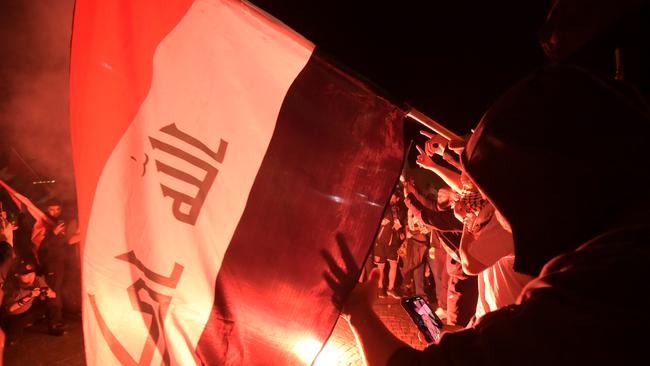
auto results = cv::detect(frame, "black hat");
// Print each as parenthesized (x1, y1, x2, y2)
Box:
(16, 260, 38, 275)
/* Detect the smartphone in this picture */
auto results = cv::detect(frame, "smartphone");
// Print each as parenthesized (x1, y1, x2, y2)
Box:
(401, 296, 443, 344)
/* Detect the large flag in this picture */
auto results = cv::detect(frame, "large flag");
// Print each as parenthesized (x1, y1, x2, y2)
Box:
(70, 1, 404, 365)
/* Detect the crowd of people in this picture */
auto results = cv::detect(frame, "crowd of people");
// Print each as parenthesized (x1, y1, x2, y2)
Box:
(366, 128, 533, 331)
(0, 196, 81, 350)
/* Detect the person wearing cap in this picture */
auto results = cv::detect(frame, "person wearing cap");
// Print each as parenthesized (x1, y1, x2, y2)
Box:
(403, 183, 479, 328)
(373, 192, 406, 299)
(2, 259, 65, 344)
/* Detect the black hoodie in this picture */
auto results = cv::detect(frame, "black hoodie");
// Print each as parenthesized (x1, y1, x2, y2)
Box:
(462, 65, 650, 276)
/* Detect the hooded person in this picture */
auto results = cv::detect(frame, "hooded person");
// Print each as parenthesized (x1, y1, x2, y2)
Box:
(462, 65, 650, 278)
(341, 64, 650, 365)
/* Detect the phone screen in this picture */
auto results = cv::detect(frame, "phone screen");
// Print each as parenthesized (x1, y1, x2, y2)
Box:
(401, 296, 443, 344)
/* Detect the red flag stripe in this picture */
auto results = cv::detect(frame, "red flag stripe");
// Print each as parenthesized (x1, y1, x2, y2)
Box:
(70, 0, 194, 247)
(196, 50, 404, 364)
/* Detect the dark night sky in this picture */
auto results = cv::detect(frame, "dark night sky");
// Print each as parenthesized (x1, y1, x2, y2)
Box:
(0, 0, 551, 204)
(251, 1, 550, 132)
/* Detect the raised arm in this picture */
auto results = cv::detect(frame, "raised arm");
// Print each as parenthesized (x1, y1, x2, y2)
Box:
(415, 145, 463, 193)
(402, 180, 434, 211)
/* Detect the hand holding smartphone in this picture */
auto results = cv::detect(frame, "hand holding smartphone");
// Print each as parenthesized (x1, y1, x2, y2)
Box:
(401, 295, 443, 344)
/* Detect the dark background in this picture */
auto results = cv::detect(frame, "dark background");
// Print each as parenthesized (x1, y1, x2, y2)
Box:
(0, 0, 552, 204)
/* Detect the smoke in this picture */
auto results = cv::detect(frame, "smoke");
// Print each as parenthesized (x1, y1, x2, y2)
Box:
(0, 0, 76, 205)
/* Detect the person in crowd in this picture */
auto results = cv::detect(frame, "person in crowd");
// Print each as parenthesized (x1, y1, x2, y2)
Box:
(423, 233, 450, 322)
(398, 180, 450, 320)
(32, 198, 65, 250)
(373, 192, 406, 298)
(0, 241, 15, 357)
(404, 184, 477, 327)
(456, 199, 533, 322)
(2, 259, 65, 345)
(0, 206, 17, 247)
(32, 198, 67, 322)
(342, 63, 650, 365)
(398, 211, 434, 299)
(415, 130, 534, 323)
(9, 210, 36, 265)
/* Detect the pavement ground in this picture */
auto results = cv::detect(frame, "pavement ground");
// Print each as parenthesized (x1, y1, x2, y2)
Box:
(2, 296, 426, 365)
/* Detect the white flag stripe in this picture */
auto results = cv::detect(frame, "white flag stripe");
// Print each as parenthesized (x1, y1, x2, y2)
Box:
(82, 0, 314, 364)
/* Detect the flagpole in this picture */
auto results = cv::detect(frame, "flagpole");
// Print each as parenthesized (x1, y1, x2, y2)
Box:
(406, 108, 462, 142)
(405, 139, 414, 160)
(400, 139, 414, 178)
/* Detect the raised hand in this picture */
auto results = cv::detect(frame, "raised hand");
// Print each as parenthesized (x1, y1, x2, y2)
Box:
(322, 233, 361, 310)
(420, 130, 448, 157)
(53, 222, 66, 236)
(340, 268, 379, 321)
(415, 145, 436, 170)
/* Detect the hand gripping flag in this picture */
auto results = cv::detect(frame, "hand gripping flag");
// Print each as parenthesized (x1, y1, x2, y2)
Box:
(70, 1, 404, 364)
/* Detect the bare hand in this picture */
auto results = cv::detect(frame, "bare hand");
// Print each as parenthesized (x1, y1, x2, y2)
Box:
(31, 288, 41, 298)
(415, 145, 436, 170)
(46, 289, 57, 299)
(53, 222, 66, 236)
(341, 268, 380, 322)
(447, 137, 468, 154)
(420, 130, 448, 156)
